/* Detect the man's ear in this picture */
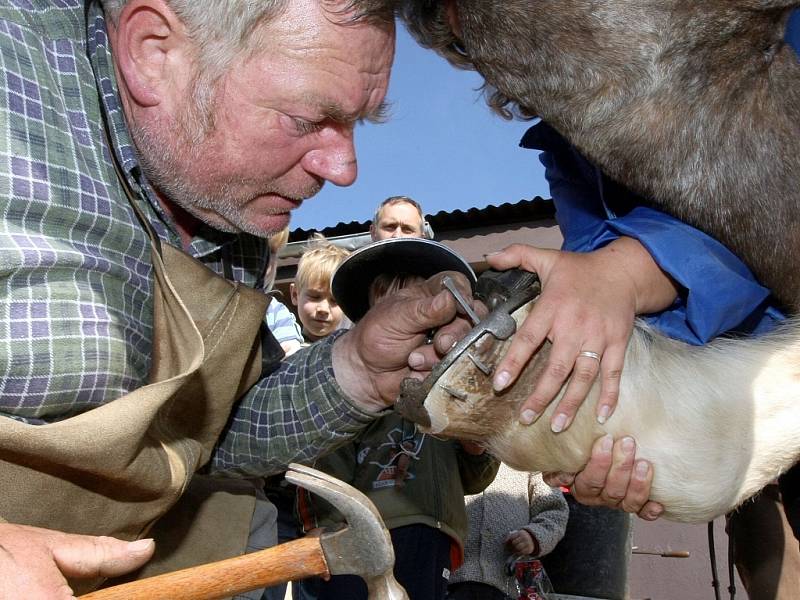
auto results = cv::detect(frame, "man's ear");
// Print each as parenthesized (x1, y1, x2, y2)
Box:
(111, 0, 192, 108)
(444, 0, 462, 39)
(290, 283, 298, 306)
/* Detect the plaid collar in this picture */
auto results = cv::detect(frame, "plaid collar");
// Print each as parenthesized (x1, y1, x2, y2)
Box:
(85, 1, 238, 257)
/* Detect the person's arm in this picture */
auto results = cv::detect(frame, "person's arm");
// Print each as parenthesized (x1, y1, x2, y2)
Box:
(495, 122, 783, 430)
(211, 272, 475, 477)
(567, 205, 781, 343)
(495, 122, 783, 518)
(265, 299, 305, 356)
(504, 471, 569, 557)
(786, 8, 800, 55)
(543, 123, 784, 342)
(521, 473, 569, 557)
(454, 441, 500, 495)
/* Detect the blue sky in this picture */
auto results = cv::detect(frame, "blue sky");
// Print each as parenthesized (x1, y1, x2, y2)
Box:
(290, 24, 550, 231)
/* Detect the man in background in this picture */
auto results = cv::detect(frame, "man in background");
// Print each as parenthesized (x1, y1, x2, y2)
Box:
(370, 195, 430, 240)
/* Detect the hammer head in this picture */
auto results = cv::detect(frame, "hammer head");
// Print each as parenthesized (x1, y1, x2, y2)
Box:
(286, 463, 409, 600)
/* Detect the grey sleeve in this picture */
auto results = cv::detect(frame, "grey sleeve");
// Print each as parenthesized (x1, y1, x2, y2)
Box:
(522, 472, 569, 557)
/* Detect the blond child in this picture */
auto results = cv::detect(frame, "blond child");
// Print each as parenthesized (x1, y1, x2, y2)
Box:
(263, 228, 303, 357)
(264, 234, 350, 600)
(290, 235, 350, 342)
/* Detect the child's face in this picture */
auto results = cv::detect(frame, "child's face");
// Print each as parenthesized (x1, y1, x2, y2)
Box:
(291, 281, 344, 341)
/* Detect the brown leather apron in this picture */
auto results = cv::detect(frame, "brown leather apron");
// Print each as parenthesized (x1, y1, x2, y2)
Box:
(0, 193, 272, 593)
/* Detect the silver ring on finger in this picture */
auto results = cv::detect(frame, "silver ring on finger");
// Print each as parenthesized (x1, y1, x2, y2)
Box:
(578, 350, 602, 362)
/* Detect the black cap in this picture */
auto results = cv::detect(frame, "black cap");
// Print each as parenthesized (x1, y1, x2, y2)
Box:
(331, 237, 477, 322)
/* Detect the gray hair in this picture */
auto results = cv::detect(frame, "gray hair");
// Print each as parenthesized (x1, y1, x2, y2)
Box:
(101, 1, 286, 123)
(101, 0, 397, 127)
(372, 195, 428, 238)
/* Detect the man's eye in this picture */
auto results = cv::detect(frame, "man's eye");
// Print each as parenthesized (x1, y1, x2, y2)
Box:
(294, 119, 323, 135)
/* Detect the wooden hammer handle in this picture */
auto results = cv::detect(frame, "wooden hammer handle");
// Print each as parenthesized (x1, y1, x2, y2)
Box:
(80, 536, 329, 600)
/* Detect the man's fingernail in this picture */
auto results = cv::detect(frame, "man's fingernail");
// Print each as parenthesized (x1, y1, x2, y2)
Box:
(520, 409, 538, 425)
(597, 404, 611, 424)
(551, 413, 568, 433)
(438, 335, 455, 351)
(493, 370, 511, 391)
(635, 460, 649, 481)
(129, 538, 154, 553)
(408, 352, 425, 368)
(432, 291, 449, 312)
(600, 434, 613, 453)
(483, 251, 502, 258)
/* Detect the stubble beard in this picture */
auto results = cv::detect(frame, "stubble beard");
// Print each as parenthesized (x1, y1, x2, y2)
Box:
(130, 98, 320, 237)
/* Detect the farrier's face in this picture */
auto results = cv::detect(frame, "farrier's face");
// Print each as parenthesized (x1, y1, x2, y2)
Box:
(145, 0, 394, 237)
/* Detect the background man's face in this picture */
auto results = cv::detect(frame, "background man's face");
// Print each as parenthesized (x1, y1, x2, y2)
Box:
(131, 0, 395, 237)
(372, 202, 424, 240)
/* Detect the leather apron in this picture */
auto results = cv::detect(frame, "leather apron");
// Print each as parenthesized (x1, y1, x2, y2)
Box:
(0, 192, 273, 593)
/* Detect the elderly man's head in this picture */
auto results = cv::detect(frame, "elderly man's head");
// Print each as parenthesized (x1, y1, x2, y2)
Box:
(370, 195, 427, 240)
(103, 0, 395, 237)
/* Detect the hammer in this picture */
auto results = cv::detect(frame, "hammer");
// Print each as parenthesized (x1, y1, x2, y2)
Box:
(80, 464, 409, 600)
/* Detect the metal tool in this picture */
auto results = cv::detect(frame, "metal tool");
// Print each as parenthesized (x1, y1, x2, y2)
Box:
(80, 464, 408, 600)
(396, 269, 540, 426)
(441, 275, 481, 326)
(632, 546, 690, 558)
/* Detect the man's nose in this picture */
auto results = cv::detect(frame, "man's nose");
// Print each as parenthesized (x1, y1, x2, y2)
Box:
(302, 126, 357, 187)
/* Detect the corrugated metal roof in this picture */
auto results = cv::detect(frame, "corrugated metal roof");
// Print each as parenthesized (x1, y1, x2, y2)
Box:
(288, 197, 554, 241)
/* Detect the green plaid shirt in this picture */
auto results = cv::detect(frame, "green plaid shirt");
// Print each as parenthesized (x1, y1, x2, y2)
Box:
(0, 0, 376, 476)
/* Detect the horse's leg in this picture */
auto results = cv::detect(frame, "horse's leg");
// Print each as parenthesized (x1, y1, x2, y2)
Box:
(728, 484, 800, 599)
